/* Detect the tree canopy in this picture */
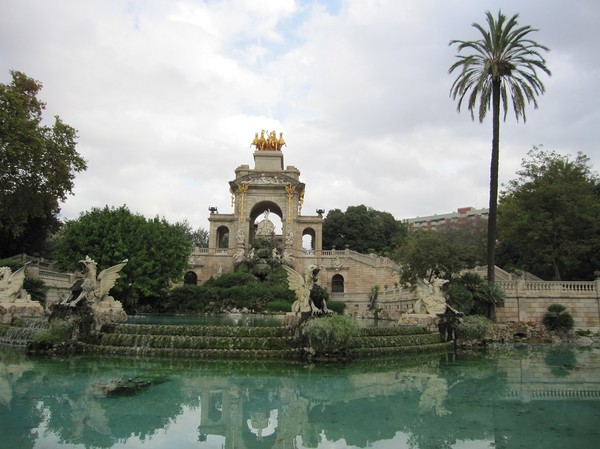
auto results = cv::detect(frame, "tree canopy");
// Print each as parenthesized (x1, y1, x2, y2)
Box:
(322, 205, 407, 255)
(497, 147, 600, 280)
(449, 11, 551, 286)
(52, 206, 192, 309)
(393, 230, 466, 286)
(0, 70, 87, 257)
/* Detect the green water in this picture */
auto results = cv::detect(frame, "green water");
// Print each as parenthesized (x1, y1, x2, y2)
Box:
(1, 345, 599, 449)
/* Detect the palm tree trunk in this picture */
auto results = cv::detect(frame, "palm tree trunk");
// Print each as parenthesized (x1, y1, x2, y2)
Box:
(487, 78, 501, 319)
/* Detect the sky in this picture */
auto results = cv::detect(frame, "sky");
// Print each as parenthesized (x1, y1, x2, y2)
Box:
(1, 0, 599, 231)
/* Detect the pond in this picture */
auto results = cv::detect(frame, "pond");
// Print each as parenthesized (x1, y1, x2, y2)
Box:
(1, 345, 599, 449)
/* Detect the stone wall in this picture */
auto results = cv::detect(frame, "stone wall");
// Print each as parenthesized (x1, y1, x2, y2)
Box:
(26, 266, 78, 308)
(495, 279, 600, 329)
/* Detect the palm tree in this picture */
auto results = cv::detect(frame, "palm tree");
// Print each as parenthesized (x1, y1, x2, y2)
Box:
(449, 10, 551, 295)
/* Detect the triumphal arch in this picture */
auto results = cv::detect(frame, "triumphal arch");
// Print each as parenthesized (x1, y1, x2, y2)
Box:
(188, 131, 399, 301)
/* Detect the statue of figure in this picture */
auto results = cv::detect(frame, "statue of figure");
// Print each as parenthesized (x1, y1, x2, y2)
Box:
(61, 257, 127, 307)
(258, 130, 267, 151)
(233, 248, 246, 264)
(267, 131, 277, 151)
(276, 132, 286, 151)
(271, 247, 281, 263)
(411, 278, 449, 315)
(256, 209, 275, 237)
(282, 264, 327, 314)
(282, 250, 294, 266)
(0, 265, 31, 302)
(285, 230, 294, 247)
(251, 132, 260, 149)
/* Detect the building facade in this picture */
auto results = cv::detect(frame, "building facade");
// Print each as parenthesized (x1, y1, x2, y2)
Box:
(406, 206, 488, 231)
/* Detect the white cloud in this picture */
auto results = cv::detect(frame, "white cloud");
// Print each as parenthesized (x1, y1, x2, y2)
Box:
(1, 0, 598, 231)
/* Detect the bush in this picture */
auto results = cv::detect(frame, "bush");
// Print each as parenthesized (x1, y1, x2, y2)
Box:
(456, 315, 492, 342)
(265, 300, 292, 312)
(326, 300, 346, 314)
(33, 319, 74, 344)
(445, 272, 505, 318)
(301, 315, 359, 355)
(542, 304, 574, 333)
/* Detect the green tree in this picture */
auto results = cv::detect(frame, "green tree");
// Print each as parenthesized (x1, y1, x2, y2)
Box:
(52, 206, 191, 310)
(436, 221, 487, 269)
(449, 11, 551, 287)
(0, 71, 87, 257)
(322, 205, 406, 255)
(394, 230, 466, 286)
(180, 220, 209, 247)
(497, 147, 600, 280)
(445, 272, 505, 318)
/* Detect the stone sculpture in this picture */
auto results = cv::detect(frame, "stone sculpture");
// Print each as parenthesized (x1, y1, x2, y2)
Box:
(59, 256, 128, 329)
(411, 278, 449, 315)
(0, 265, 30, 302)
(0, 264, 44, 324)
(61, 257, 127, 307)
(282, 264, 327, 315)
(256, 209, 275, 237)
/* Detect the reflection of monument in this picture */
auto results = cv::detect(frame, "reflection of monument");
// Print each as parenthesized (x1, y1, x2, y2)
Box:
(3, 348, 600, 449)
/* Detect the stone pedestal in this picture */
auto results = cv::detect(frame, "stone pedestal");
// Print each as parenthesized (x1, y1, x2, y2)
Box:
(90, 299, 127, 330)
(0, 300, 45, 324)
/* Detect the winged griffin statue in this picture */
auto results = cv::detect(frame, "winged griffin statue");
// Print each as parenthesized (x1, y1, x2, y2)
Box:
(282, 264, 328, 315)
(61, 256, 127, 307)
(0, 265, 31, 302)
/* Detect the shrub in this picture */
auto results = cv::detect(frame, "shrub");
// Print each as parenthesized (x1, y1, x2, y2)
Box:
(24, 278, 49, 305)
(327, 300, 346, 314)
(266, 300, 292, 312)
(445, 272, 505, 318)
(33, 319, 74, 344)
(456, 315, 492, 342)
(542, 304, 574, 333)
(208, 272, 258, 288)
(301, 315, 359, 355)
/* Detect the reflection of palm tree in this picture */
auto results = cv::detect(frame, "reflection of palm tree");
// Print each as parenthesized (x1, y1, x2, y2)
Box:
(449, 10, 551, 301)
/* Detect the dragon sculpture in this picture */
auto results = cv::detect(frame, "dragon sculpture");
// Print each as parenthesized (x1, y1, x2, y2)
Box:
(282, 264, 328, 315)
(61, 256, 127, 307)
(0, 265, 31, 302)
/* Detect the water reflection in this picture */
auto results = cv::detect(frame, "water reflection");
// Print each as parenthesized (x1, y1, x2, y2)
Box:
(1, 345, 599, 449)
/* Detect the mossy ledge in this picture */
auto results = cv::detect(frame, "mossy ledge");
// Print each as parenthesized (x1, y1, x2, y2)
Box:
(1, 320, 452, 359)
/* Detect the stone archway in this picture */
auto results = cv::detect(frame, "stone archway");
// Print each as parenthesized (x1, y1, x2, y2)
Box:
(302, 227, 316, 252)
(250, 201, 284, 245)
(216, 226, 229, 249)
(184, 271, 198, 285)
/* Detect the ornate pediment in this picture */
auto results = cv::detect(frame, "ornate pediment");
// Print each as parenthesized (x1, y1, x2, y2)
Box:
(231, 173, 302, 188)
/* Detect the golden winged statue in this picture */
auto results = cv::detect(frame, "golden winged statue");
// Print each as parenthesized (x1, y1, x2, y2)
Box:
(282, 264, 326, 314)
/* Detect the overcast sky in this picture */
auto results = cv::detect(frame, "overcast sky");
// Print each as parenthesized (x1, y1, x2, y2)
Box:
(2, 0, 599, 231)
